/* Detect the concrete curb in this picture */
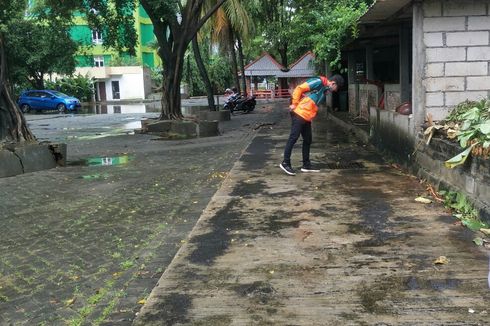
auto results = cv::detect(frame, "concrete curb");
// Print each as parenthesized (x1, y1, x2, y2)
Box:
(0, 143, 59, 178)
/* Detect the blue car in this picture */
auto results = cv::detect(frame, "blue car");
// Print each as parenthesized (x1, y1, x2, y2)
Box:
(18, 90, 81, 113)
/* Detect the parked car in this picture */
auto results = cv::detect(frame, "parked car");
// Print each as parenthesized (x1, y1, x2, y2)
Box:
(17, 90, 81, 113)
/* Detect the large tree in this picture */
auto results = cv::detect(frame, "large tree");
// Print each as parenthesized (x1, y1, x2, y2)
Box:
(140, 0, 228, 119)
(6, 19, 78, 90)
(0, 0, 35, 144)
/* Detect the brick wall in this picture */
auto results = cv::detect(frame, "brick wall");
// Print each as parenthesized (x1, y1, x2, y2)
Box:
(423, 0, 490, 120)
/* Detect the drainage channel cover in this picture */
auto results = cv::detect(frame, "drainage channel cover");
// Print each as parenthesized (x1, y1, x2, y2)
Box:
(320, 162, 366, 169)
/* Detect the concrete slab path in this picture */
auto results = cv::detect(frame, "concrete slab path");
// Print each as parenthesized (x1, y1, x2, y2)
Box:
(134, 111, 490, 325)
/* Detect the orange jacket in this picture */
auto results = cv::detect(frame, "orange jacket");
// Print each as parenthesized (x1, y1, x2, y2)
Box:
(291, 76, 329, 121)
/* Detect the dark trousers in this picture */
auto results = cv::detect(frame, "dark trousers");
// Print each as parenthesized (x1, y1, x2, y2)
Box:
(283, 112, 312, 166)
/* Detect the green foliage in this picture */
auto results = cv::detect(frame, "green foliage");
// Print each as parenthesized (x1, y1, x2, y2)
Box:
(5, 18, 78, 89)
(293, 0, 370, 65)
(445, 98, 490, 148)
(440, 190, 487, 231)
(45, 74, 94, 102)
(110, 54, 141, 67)
(442, 98, 490, 168)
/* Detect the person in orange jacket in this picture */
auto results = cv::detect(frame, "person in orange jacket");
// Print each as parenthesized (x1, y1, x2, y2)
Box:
(279, 74, 344, 175)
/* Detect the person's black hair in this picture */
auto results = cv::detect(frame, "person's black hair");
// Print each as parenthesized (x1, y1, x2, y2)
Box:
(330, 74, 345, 88)
(231, 87, 238, 92)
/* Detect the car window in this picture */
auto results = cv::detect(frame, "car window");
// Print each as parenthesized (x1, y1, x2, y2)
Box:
(39, 92, 49, 98)
(50, 91, 70, 98)
(25, 91, 38, 97)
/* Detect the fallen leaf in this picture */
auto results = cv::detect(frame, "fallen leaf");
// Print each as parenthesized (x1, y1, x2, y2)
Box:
(480, 228, 490, 236)
(468, 308, 475, 314)
(473, 237, 484, 246)
(65, 298, 76, 306)
(434, 256, 449, 265)
(138, 299, 146, 305)
(415, 197, 432, 204)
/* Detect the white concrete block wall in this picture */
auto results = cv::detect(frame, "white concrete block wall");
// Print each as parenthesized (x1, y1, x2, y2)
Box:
(423, 0, 490, 121)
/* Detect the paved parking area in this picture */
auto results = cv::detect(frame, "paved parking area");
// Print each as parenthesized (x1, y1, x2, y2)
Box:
(0, 102, 285, 325)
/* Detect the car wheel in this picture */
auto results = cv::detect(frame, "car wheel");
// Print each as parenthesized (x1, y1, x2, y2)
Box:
(57, 103, 66, 113)
(20, 104, 31, 113)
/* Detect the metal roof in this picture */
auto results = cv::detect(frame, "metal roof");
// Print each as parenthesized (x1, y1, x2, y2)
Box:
(244, 52, 284, 76)
(245, 52, 315, 78)
(359, 0, 412, 24)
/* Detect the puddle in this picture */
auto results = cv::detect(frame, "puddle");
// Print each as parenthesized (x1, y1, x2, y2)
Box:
(85, 155, 133, 166)
(76, 104, 209, 115)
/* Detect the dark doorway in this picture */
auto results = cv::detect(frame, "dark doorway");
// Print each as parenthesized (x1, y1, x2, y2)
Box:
(111, 81, 120, 100)
(96, 82, 106, 102)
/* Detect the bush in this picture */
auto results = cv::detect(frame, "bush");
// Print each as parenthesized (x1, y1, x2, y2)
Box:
(45, 74, 94, 102)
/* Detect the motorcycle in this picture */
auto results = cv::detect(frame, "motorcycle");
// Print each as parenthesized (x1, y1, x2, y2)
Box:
(223, 93, 256, 114)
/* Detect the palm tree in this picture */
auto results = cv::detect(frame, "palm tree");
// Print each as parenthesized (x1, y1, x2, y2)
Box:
(205, 0, 254, 95)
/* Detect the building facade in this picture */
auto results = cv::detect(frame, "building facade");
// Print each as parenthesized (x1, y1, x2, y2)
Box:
(69, 4, 160, 101)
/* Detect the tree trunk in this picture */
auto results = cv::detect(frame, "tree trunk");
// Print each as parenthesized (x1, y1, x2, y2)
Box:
(0, 33, 35, 144)
(237, 35, 247, 96)
(228, 26, 240, 94)
(159, 52, 185, 120)
(192, 37, 215, 111)
(278, 43, 288, 68)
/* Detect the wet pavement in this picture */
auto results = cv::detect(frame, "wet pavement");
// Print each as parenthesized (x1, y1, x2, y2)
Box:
(0, 101, 283, 325)
(133, 110, 490, 325)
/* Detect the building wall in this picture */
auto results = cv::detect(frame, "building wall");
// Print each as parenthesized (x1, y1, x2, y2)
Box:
(423, 0, 490, 120)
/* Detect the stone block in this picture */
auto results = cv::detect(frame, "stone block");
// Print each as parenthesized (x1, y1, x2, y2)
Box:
(0, 149, 23, 178)
(424, 32, 444, 47)
(170, 121, 197, 138)
(425, 63, 445, 77)
(468, 16, 490, 30)
(443, 1, 487, 17)
(445, 62, 488, 76)
(466, 76, 490, 90)
(445, 91, 488, 105)
(203, 110, 231, 121)
(465, 175, 476, 194)
(426, 47, 466, 63)
(14, 143, 57, 173)
(467, 46, 490, 60)
(146, 120, 172, 133)
(423, 17, 465, 32)
(446, 31, 489, 46)
(198, 120, 220, 137)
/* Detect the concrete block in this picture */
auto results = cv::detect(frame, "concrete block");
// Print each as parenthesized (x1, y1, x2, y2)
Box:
(465, 175, 476, 194)
(426, 47, 466, 62)
(443, 1, 487, 17)
(468, 16, 490, 30)
(467, 76, 490, 90)
(424, 77, 465, 91)
(424, 32, 444, 47)
(445, 91, 488, 105)
(147, 120, 172, 133)
(0, 150, 23, 178)
(205, 110, 231, 121)
(14, 144, 57, 173)
(423, 1, 442, 17)
(467, 46, 490, 60)
(426, 92, 444, 106)
(197, 120, 220, 137)
(425, 63, 445, 77)
(446, 31, 489, 46)
(170, 121, 197, 138)
(423, 17, 465, 32)
(48, 142, 67, 166)
(393, 113, 411, 135)
(427, 106, 451, 121)
(445, 62, 488, 76)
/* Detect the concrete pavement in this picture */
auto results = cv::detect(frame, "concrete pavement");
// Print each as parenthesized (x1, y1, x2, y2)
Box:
(134, 110, 490, 325)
